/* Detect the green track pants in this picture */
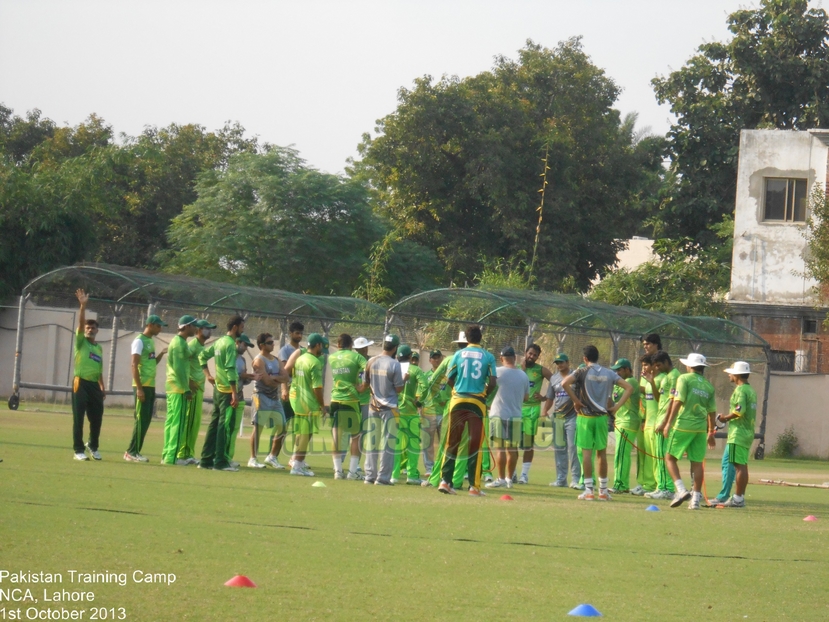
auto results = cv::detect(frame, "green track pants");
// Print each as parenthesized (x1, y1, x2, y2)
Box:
(177, 388, 204, 460)
(612, 427, 637, 492)
(162, 393, 188, 464)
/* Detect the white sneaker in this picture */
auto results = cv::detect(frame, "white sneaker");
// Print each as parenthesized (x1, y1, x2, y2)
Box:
(135, 454, 149, 463)
(578, 489, 595, 501)
(288, 458, 296, 468)
(85, 443, 101, 460)
(346, 471, 364, 481)
(518, 474, 528, 485)
(570, 482, 585, 490)
(722, 496, 746, 508)
(175, 459, 190, 466)
(74, 452, 89, 461)
(485, 478, 506, 489)
(123, 452, 139, 462)
(301, 464, 315, 476)
(670, 490, 692, 508)
(290, 463, 314, 477)
(247, 458, 266, 469)
(483, 474, 494, 483)
(549, 480, 567, 487)
(406, 478, 423, 485)
(505, 479, 513, 489)
(230, 461, 240, 469)
(186, 457, 198, 465)
(629, 485, 646, 496)
(219, 464, 239, 472)
(688, 496, 701, 510)
(334, 470, 345, 480)
(264, 455, 285, 469)
(390, 478, 399, 484)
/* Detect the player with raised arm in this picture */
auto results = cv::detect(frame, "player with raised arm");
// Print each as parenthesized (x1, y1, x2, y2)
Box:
(71, 289, 106, 461)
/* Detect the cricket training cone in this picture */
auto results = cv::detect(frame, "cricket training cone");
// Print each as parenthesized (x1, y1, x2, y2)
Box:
(568, 603, 602, 617)
(645, 505, 660, 512)
(803, 515, 818, 522)
(500, 494, 514, 501)
(311, 481, 327, 488)
(224, 575, 257, 588)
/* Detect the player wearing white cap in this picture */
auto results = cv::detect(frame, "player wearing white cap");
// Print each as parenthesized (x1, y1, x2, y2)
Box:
(658, 352, 717, 510)
(715, 361, 757, 508)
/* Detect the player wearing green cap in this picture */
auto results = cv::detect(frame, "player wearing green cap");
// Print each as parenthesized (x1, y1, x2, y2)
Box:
(124, 314, 168, 462)
(162, 316, 198, 464)
(715, 361, 757, 508)
(199, 315, 244, 471)
(634, 354, 657, 494)
(609, 358, 641, 493)
(71, 289, 106, 461)
(223, 333, 255, 467)
(289, 333, 327, 476)
(659, 352, 717, 510)
(421, 350, 448, 473)
(353, 337, 375, 478)
(391, 345, 427, 484)
(327, 333, 367, 479)
(518, 343, 553, 484)
(644, 351, 677, 500)
(177, 319, 215, 464)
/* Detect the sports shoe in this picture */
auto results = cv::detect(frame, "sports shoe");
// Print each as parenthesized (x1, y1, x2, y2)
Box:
(186, 457, 198, 465)
(74, 452, 89, 461)
(688, 496, 701, 510)
(406, 478, 423, 485)
(578, 489, 595, 501)
(485, 478, 506, 488)
(197, 463, 212, 470)
(390, 478, 399, 484)
(511, 473, 518, 484)
(123, 452, 139, 462)
(85, 443, 101, 460)
(347, 471, 364, 481)
(363, 479, 375, 485)
(570, 482, 585, 490)
(670, 490, 692, 508)
(629, 485, 646, 496)
(420, 480, 433, 487)
(438, 481, 456, 495)
(374, 479, 394, 486)
(646, 489, 673, 500)
(264, 455, 285, 469)
(549, 480, 567, 487)
(230, 461, 240, 469)
(247, 458, 266, 469)
(175, 459, 190, 466)
(219, 464, 239, 472)
(290, 465, 312, 476)
(483, 474, 494, 483)
(134, 454, 149, 462)
(505, 479, 513, 489)
(721, 496, 745, 508)
(518, 474, 528, 485)
(608, 488, 624, 495)
(598, 490, 612, 501)
(334, 470, 345, 480)
(468, 486, 485, 497)
(288, 458, 296, 468)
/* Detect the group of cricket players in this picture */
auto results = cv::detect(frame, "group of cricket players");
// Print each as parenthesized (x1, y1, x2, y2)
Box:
(69, 288, 757, 508)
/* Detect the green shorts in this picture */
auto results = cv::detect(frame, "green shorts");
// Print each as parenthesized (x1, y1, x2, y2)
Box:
(293, 413, 320, 436)
(728, 443, 749, 465)
(490, 417, 522, 448)
(667, 429, 707, 462)
(576, 415, 608, 451)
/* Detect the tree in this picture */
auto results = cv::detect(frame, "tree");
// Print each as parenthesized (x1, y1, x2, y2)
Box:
(160, 148, 383, 295)
(652, 0, 829, 243)
(589, 217, 733, 317)
(354, 39, 665, 292)
(802, 186, 829, 314)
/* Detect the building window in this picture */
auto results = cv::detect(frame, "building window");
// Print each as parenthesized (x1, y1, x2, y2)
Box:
(764, 178, 807, 222)
(803, 318, 818, 334)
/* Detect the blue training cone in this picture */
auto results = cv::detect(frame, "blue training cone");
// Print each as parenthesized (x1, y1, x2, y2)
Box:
(568, 604, 602, 617)
(646, 505, 660, 512)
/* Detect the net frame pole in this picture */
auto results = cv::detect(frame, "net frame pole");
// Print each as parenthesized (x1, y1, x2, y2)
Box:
(107, 305, 123, 393)
(11, 293, 29, 399)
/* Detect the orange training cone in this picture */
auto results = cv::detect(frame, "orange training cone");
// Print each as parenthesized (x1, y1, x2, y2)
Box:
(500, 494, 514, 501)
(225, 575, 257, 587)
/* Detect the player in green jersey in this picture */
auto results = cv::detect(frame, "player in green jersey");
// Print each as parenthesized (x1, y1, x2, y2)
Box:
(518, 344, 553, 484)
(659, 353, 717, 510)
(715, 361, 757, 508)
(289, 334, 328, 476)
(177, 319, 215, 464)
(421, 350, 448, 473)
(226, 333, 256, 467)
(162, 315, 199, 464)
(125, 314, 168, 463)
(644, 351, 678, 500)
(353, 337, 375, 478)
(609, 358, 641, 494)
(199, 315, 244, 471)
(392, 345, 428, 484)
(634, 354, 656, 495)
(328, 334, 367, 479)
(71, 289, 106, 461)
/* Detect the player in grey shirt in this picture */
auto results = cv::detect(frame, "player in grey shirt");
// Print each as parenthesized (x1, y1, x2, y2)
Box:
(563, 345, 632, 501)
(363, 334, 405, 485)
(542, 353, 581, 488)
(486, 346, 529, 488)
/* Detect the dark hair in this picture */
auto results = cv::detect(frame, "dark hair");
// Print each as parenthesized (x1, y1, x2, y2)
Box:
(643, 333, 662, 349)
(526, 344, 541, 355)
(289, 321, 304, 333)
(337, 333, 353, 348)
(227, 315, 245, 331)
(257, 332, 272, 347)
(653, 351, 672, 366)
(691, 366, 706, 374)
(641, 354, 654, 365)
(466, 325, 483, 344)
(736, 373, 750, 381)
(85, 319, 99, 328)
(583, 345, 599, 363)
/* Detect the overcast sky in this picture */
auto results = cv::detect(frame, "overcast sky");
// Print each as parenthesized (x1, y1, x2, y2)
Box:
(0, 1, 784, 174)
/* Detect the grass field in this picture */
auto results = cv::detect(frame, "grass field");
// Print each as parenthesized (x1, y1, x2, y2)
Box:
(2, 405, 828, 621)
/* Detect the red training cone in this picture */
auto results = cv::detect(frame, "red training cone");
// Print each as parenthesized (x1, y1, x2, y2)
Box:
(225, 575, 257, 587)
(803, 515, 818, 522)
(500, 494, 514, 501)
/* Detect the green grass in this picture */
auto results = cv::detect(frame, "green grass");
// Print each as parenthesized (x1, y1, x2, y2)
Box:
(2, 406, 828, 621)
